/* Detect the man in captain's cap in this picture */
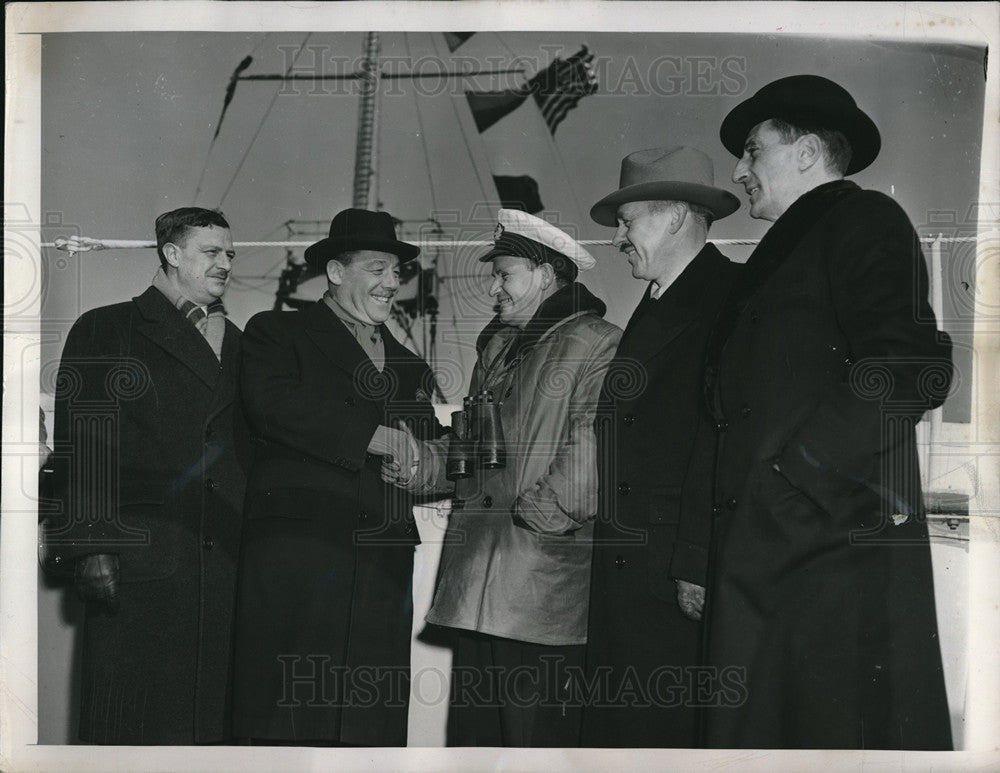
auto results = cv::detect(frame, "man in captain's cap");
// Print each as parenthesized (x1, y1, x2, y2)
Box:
(230, 208, 445, 747)
(703, 74, 953, 749)
(581, 146, 740, 748)
(388, 208, 621, 747)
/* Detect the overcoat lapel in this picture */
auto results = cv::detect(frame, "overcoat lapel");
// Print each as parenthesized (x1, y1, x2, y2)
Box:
(616, 300, 694, 366)
(133, 287, 222, 389)
(303, 301, 387, 405)
(616, 243, 729, 366)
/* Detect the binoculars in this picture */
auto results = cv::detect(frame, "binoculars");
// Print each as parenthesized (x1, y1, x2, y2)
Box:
(446, 389, 506, 481)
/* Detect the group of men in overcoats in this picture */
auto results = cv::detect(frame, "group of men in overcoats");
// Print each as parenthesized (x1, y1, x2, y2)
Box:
(44, 71, 954, 751)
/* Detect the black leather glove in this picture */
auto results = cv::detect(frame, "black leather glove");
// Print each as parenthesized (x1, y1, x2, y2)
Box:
(74, 553, 120, 613)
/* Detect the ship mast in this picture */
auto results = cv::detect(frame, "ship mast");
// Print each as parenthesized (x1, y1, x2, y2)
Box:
(352, 32, 381, 209)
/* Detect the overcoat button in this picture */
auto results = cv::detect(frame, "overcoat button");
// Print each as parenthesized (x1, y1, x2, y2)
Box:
(614, 555, 625, 569)
(712, 504, 723, 515)
(623, 414, 636, 426)
(726, 497, 738, 510)
(345, 396, 356, 407)
(203, 537, 215, 550)
(844, 356, 854, 366)
(740, 405, 752, 418)
(716, 421, 729, 432)
(205, 478, 218, 492)
(359, 510, 368, 521)
(483, 496, 493, 508)
(617, 483, 630, 496)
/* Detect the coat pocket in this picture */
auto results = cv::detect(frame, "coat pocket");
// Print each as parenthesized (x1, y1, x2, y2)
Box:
(647, 486, 681, 602)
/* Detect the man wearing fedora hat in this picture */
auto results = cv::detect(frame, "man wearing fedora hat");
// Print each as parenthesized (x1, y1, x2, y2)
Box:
(582, 146, 740, 747)
(703, 75, 953, 749)
(230, 208, 445, 746)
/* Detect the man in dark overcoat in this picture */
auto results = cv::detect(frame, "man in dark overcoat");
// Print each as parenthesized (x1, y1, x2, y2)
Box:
(231, 208, 444, 746)
(582, 147, 740, 747)
(44, 207, 248, 744)
(703, 74, 954, 749)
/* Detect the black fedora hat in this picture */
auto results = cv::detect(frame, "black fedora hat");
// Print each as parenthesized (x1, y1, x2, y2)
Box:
(720, 74, 881, 175)
(304, 208, 420, 272)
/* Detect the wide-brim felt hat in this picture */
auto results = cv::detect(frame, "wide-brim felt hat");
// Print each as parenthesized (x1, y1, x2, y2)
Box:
(590, 147, 740, 227)
(719, 74, 881, 175)
(304, 208, 419, 272)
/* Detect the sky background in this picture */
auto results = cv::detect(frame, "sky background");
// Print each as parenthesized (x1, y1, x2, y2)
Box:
(37, 30, 986, 417)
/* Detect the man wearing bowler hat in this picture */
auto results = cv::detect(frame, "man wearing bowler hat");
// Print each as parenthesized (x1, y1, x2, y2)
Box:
(582, 147, 740, 747)
(231, 208, 444, 746)
(703, 75, 953, 749)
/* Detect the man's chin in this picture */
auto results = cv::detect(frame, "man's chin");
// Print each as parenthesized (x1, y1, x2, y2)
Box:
(367, 305, 392, 324)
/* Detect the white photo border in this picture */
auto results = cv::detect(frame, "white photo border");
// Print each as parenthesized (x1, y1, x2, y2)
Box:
(4, 2, 999, 771)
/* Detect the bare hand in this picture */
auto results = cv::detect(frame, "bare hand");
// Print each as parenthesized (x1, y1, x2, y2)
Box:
(380, 420, 421, 486)
(676, 579, 705, 621)
(75, 553, 120, 613)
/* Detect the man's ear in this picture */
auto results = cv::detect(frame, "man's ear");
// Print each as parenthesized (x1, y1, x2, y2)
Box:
(539, 261, 556, 289)
(162, 243, 181, 269)
(326, 259, 344, 286)
(796, 133, 823, 172)
(668, 202, 687, 235)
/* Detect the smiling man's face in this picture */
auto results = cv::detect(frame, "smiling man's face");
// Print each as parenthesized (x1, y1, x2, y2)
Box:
(328, 250, 401, 325)
(165, 225, 235, 305)
(488, 253, 549, 329)
(732, 119, 803, 222)
(612, 200, 676, 283)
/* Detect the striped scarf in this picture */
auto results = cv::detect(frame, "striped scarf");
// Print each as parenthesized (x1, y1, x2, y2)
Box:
(152, 268, 227, 361)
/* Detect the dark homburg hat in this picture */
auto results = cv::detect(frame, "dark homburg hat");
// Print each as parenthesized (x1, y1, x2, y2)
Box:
(304, 208, 419, 272)
(719, 74, 881, 175)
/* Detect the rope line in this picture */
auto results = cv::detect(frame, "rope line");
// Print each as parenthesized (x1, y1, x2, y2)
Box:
(217, 33, 313, 208)
(192, 33, 273, 203)
(44, 235, 985, 253)
(405, 33, 440, 216)
(428, 32, 495, 207)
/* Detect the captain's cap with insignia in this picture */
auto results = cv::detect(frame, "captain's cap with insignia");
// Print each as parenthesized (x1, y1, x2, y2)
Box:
(479, 209, 596, 271)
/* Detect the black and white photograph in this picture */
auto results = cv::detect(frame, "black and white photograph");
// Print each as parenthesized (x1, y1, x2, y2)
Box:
(4, 2, 999, 771)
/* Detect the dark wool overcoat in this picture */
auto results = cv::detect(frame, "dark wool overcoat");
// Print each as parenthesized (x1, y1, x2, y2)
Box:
(45, 286, 248, 744)
(231, 301, 442, 746)
(583, 243, 739, 748)
(703, 180, 954, 750)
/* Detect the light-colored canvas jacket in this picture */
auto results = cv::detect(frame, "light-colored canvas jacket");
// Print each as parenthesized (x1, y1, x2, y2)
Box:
(426, 289, 621, 645)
